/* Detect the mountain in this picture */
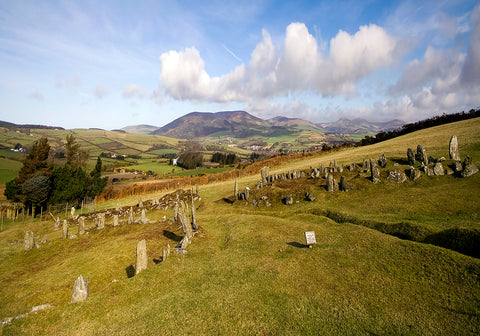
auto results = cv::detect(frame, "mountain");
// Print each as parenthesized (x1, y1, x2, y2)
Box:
(266, 116, 320, 129)
(151, 111, 271, 139)
(318, 118, 404, 134)
(121, 124, 160, 134)
(0, 120, 65, 131)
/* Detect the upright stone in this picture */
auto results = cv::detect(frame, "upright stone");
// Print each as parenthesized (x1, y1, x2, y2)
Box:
(70, 207, 76, 219)
(449, 135, 460, 161)
(71, 275, 89, 303)
(326, 173, 337, 192)
(24, 231, 34, 251)
(78, 217, 85, 235)
(62, 220, 68, 239)
(408, 167, 422, 181)
(461, 156, 479, 177)
(234, 180, 238, 201)
(138, 198, 143, 208)
(416, 145, 427, 165)
(113, 214, 119, 227)
(339, 176, 352, 191)
(96, 213, 105, 229)
(260, 166, 269, 183)
(370, 159, 380, 183)
(128, 207, 135, 224)
(378, 154, 387, 168)
(140, 209, 148, 224)
(115, 201, 120, 211)
(191, 188, 197, 231)
(162, 246, 167, 262)
(407, 148, 415, 165)
(244, 187, 250, 201)
(135, 239, 147, 275)
(433, 162, 445, 176)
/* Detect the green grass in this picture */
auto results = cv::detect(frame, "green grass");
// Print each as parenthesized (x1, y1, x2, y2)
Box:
(148, 149, 179, 155)
(0, 119, 480, 335)
(0, 158, 23, 184)
(170, 166, 234, 177)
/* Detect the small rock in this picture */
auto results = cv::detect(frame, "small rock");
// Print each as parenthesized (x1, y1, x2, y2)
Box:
(282, 196, 293, 205)
(433, 162, 445, 176)
(305, 193, 316, 201)
(71, 275, 89, 303)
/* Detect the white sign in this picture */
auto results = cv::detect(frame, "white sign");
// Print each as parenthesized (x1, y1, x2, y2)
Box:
(304, 231, 316, 245)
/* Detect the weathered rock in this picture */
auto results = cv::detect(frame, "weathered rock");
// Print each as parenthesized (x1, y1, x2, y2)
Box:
(347, 163, 357, 172)
(326, 173, 338, 191)
(140, 209, 148, 224)
(415, 145, 427, 165)
(339, 176, 353, 191)
(135, 239, 147, 275)
(449, 135, 460, 161)
(461, 156, 479, 177)
(387, 170, 407, 183)
(423, 165, 434, 176)
(260, 166, 269, 183)
(62, 220, 68, 239)
(305, 193, 316, 201)
(408, 167, 422, 181)
(407, 148, 415, 165)
(113, 214, 119, 227)
(370, 159, 380, 183)
(282, 195, 293, 205)
(24, 231, 34, 251)
(244, 187, 250, 200)
(115, 201, 120, 211)
(71, 207, 76, 219)
(54, 217, 61, 231)
(78, 217, 85, 235)
(251, 199, 258, 207)
(162, 246, 167, 262)
(138, 198, 143, 208)
(71, 275, 89, 303)
(128, 207, 135, 224)
(433, 162, 445, 176)
(454, 160, 463, 173)
(96, 213, 105, 230)
(362, 159, 371, 173)
(378, 154, 387, 168)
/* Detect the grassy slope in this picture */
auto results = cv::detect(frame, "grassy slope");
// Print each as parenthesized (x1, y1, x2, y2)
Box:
(1, 119, 480, 335)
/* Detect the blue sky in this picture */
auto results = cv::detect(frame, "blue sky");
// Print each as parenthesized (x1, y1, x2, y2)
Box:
(0, 0, 479, 129)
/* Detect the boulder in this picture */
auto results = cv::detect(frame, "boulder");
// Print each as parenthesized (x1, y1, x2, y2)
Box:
(370, 159, 381, 183)
(407, 148, 415, 165)
(461, 156, 479, 177)
(433, 162, 445, 176)
(339, 176, 353, 191)
(24, 231, 34, 251)
(378, 154, 387, 168)
(71, 275, 89, 303)
(305, 193, 316, 201)
(282, 196, 293, 205)
(135, 239, 148, 275)
(387, 170, 407, 183)
(326, 173, 338, 191)
(415, 145, 427, 165)
(408, 167, 422, 181)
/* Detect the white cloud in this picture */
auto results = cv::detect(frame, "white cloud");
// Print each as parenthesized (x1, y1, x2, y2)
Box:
(159, 22, 400, 103)
(93, 84, 109, 99)
(123, 84, 148, 99)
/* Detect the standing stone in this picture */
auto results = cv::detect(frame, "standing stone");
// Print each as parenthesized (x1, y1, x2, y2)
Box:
(416, 145, 427, 165)
(408, 167, 422, 181)
(234, 180, 238, 201)
(461, 156, 479, 177)
(62, 220, 68, 239)
(71, 275, 89, 303)
(191, 189, 197, 231)
(54, 217, 61, 231)
(378, 154, 387, 168)
(140, 209, 148, 224)
(305, 193, 316, 201)
(363, 159, 371, 173)
(449, 135, 460, 161)
(433, 162, 445, 176)
(116, 201, 120, 211)
(370, 159, 380, 183)
(128, 207, 135, 224)
(260, 166, 269, 183)
(78, 217, 85, 235)
(138, 198, 143, 208)
(339, 176, 352, 191)
(162, 246, 167, 262)
(96, 213, 105, 229)
(454, 160, 463, 173)
(407, 148, 415, 165)
(113, 214, 119, 227)
(24, 231, 34, 251)
(70, 207, 76, 219)
(135, 239, 147, 275)
(326, 173, 337, 192)
(244, 187, 250, 201)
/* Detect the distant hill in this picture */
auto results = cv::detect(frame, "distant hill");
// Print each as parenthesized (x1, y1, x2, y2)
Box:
(151, 111, 272, 139)
(121, 124, 160, 134)
(0, 120, 65, 131)
(266, 116, 320, 129)
(318, 118, 405, 134)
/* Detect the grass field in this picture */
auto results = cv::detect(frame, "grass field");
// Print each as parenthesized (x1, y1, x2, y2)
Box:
(0, 158, 23, 184)
(0, 119, 479, 335)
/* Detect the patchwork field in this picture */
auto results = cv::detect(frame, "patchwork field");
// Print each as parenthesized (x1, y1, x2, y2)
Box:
(0, 119, 479, 335)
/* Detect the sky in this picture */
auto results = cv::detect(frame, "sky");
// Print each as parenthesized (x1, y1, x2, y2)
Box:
(0, 0, 479, 130)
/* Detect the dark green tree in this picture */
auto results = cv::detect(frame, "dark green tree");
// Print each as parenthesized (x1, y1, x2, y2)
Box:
(22, 175, 51, 214)
(87, 157, 107, 198)
(49, 166, 88, 206)
(65, 134, 88, 168)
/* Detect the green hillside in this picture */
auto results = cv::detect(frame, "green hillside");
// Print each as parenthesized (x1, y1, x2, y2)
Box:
(0, 119, 479, 335)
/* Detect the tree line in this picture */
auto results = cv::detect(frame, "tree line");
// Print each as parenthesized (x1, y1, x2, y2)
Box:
(4, 134, 107, 216)
(359, 108, 480, 146)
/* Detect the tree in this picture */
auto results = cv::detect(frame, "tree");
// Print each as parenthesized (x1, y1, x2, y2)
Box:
(22, 175, 51, 213)
(65, 134, 88, 168)
(49, 166, 88, 206)
(87, 157, 107, 198)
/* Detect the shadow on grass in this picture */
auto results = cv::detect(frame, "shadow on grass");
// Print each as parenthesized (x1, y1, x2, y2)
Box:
(125, 265, 135, 278)
(153, 258, 163, 264)
(390, 157, 411, 165)
(163, 230, 182, 242)
(287, 241, 309, 248)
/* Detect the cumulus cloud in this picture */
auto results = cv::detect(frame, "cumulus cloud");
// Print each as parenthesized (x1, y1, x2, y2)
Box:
(93, 84, 109, 99)
(123, 84, 148, 99)
(159, 22, 400, 103)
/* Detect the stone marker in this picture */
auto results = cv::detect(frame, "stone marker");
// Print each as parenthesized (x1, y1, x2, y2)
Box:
(70, 207, 76, 219)
(378, 154, 387, 168)
(96, 213, 105, 230)
(433, 162, 445, 176)
(304, 231, 316, 247)
(370, 159, 381, 183)
(78, 217, 85, 235)
(24, 231, 34, 251)
(282, 195, 293, 205)
(135, 239, 147, 275)
(138, 198, 143, 208)
(260, 166, 269, 183)
(140, 209, 148, 224)
(71, 275, 89, 303)
(234, 180, 238, 201)
(326, 173, 337, 192)
(449, 135, 460, 161)
(407, 148, 415, 165)
(54, 217, 61, 231)
(408, 167, 421, 181)
(128, 207, 135, 224)
(305, 193, 316, 201)
(116, 201, 120, 211)
(339, 176, 353, 191)
(113, 214, 119, 227)
(461, 156, 479, 177)
(162, 246, 167, 262)
(62, 220, 68, 239)
(416, 145, 427, 165)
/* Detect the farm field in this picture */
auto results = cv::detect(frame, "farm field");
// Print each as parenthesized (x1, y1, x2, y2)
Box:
(0, 119, 479, 335)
